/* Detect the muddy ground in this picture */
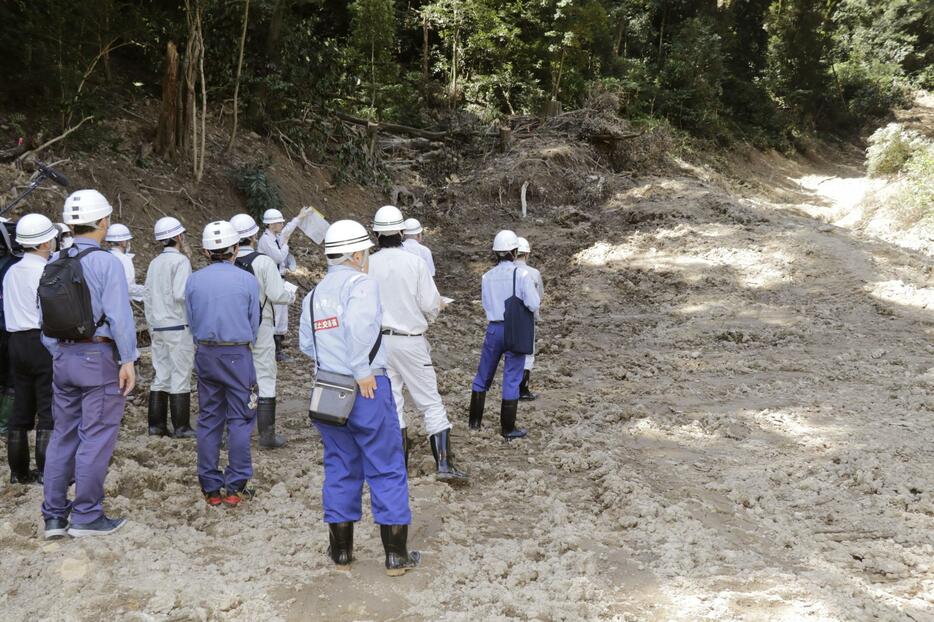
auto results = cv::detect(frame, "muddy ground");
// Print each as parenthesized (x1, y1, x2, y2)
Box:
(2, 101, 934, 621)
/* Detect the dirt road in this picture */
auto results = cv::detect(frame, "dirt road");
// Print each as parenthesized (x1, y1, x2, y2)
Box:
(2, 147, 933, 621)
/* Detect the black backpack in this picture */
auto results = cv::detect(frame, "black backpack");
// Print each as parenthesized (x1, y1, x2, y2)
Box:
(234, 251, 271, 313)
(38, 247, 107, 340)
(234, 251, 263, 275)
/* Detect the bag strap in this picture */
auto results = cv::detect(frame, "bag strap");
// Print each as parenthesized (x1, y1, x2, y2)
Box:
(69, 246, 108, 327)
(512, 267, 517, 297)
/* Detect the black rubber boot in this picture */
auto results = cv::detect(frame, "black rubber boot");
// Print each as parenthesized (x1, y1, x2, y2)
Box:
(500, 399, 527, 440)
(468, 391, 485, 430)
(34, 428, 52, 484)
(328, 521, 354, 567)
(380, 524, 421, 577)
(147, 390, 169, 436)
(401, 428, 410, 471)
(257, 397, 287, 448)
(0, 388, 12, 437)
(169, 393, 197, 438)
(274, 335, 290, 362)
(519, 370, 538, 401)
(429, 428, 469, 485)
(7, 429, 33, 483)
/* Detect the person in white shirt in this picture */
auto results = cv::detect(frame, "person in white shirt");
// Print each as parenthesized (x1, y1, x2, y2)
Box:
(143, 217, 196, 438)
(402, 218, 435, 277)
(2, 214, 57, 484)
(257, 207, 311, 361)
(368, 206, 468, 483)
(105, 224, 146, 302)
(516, 237, 543, 400)
(231, 213, 295, 449)
(50, 223, 73, 261)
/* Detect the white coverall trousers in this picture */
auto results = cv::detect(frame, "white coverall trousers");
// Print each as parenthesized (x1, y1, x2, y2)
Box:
(253, 319, 277, 398)
(151, 328, 195, 394)
(384, 334, 451, 436)
(274, 304, 288, 336)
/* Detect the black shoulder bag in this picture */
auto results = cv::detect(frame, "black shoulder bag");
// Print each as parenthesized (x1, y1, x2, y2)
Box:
(307, 287, 382, 426)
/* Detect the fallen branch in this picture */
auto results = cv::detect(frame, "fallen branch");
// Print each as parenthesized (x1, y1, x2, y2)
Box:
(334, 111, 448, 141)
(16, 116, 94, 163)
(0, 143, 27, 162)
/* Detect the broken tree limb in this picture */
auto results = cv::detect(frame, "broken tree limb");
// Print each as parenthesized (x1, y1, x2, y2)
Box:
(16, 116, 94, 163)
(334, 111, 447, 141)
(521, 181, 529, 218)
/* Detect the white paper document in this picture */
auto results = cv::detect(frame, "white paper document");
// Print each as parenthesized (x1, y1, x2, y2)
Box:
(296, 207, 330, 245)
(441, 296, 455, 304)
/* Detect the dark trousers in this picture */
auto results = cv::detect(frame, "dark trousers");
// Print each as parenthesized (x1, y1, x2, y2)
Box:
(8, 329, 53, 430)
(195, 345, 257, 493)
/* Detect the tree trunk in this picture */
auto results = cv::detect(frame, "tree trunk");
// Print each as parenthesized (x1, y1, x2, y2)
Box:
(227, 0, 250, 151)
(155, 41, 180, 158)
(422, 11, 429, 84)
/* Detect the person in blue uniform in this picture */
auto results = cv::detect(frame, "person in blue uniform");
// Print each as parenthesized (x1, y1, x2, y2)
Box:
(185, 221, 261, 508)
(299, 219, 419, 576)
(468, 229, 541, 440)
(41, 189, 139, 539)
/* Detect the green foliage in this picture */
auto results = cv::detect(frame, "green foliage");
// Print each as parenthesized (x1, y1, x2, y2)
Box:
(0, 0, 930, 158)
(230, 165, 285, 223)
(349, 0, 397, 115)
(865, 123, 932, 177)
(657, 17, 724, 134)
(896, 145, 934, 219)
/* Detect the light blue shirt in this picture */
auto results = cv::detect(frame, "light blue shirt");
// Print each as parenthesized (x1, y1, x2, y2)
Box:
(480, 260, 541, 322)
(43, 238, 139, 364)
(299, 265, 387, 380)
(185, 262, 261, 344)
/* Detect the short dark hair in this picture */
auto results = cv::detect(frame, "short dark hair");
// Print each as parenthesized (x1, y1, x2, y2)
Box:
(73, 224, 97, 235)
(494, 250, 516, 263)
(163, 238, 178, 248)
(208, 245, 237, 262)
(326, 253, 343, 261)
(239, 237, 254, 247)
(377, 233, 403, 248)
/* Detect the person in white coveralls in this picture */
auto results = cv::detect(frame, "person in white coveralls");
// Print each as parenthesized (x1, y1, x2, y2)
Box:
(143, 217, 196, 438)
(257, 207, 312, 361)
(105, 223, 146, 302)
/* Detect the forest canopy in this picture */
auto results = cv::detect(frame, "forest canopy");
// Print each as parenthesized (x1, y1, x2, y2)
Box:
(0, 0, 931, 148)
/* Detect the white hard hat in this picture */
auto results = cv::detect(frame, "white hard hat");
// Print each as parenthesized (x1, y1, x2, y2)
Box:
(201, 221, 240, 251)
(63, 189, 113, 226)
(154, 216, 185, 241)
(324, 220, 374, 255)
(517, 237, 531, 254)
(15, 213, 58, 246)
(230, 213, 260, 239)
(372, 205, 405, 233)
(55, 223, 71, 235)
(105, 223, 132, 242)
(492, 229, 520, 252)
(403, 218, 423, 235)
(262, 208, 285, 224)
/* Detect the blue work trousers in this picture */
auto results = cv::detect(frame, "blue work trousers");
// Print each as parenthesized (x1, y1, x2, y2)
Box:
(314, 375, 411, 525)
(471, 322, 525, 400)
(41, 343, 126, 524)
(195, 345, 256, 493)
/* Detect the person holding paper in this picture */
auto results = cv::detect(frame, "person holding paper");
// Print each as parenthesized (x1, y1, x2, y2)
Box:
(231, 213, 295, 449)
(368, 206, 468, 484)
(257, 207, 312, 362)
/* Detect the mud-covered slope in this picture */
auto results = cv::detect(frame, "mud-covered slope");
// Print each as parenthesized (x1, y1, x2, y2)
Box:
(2, 104, 934, 621)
